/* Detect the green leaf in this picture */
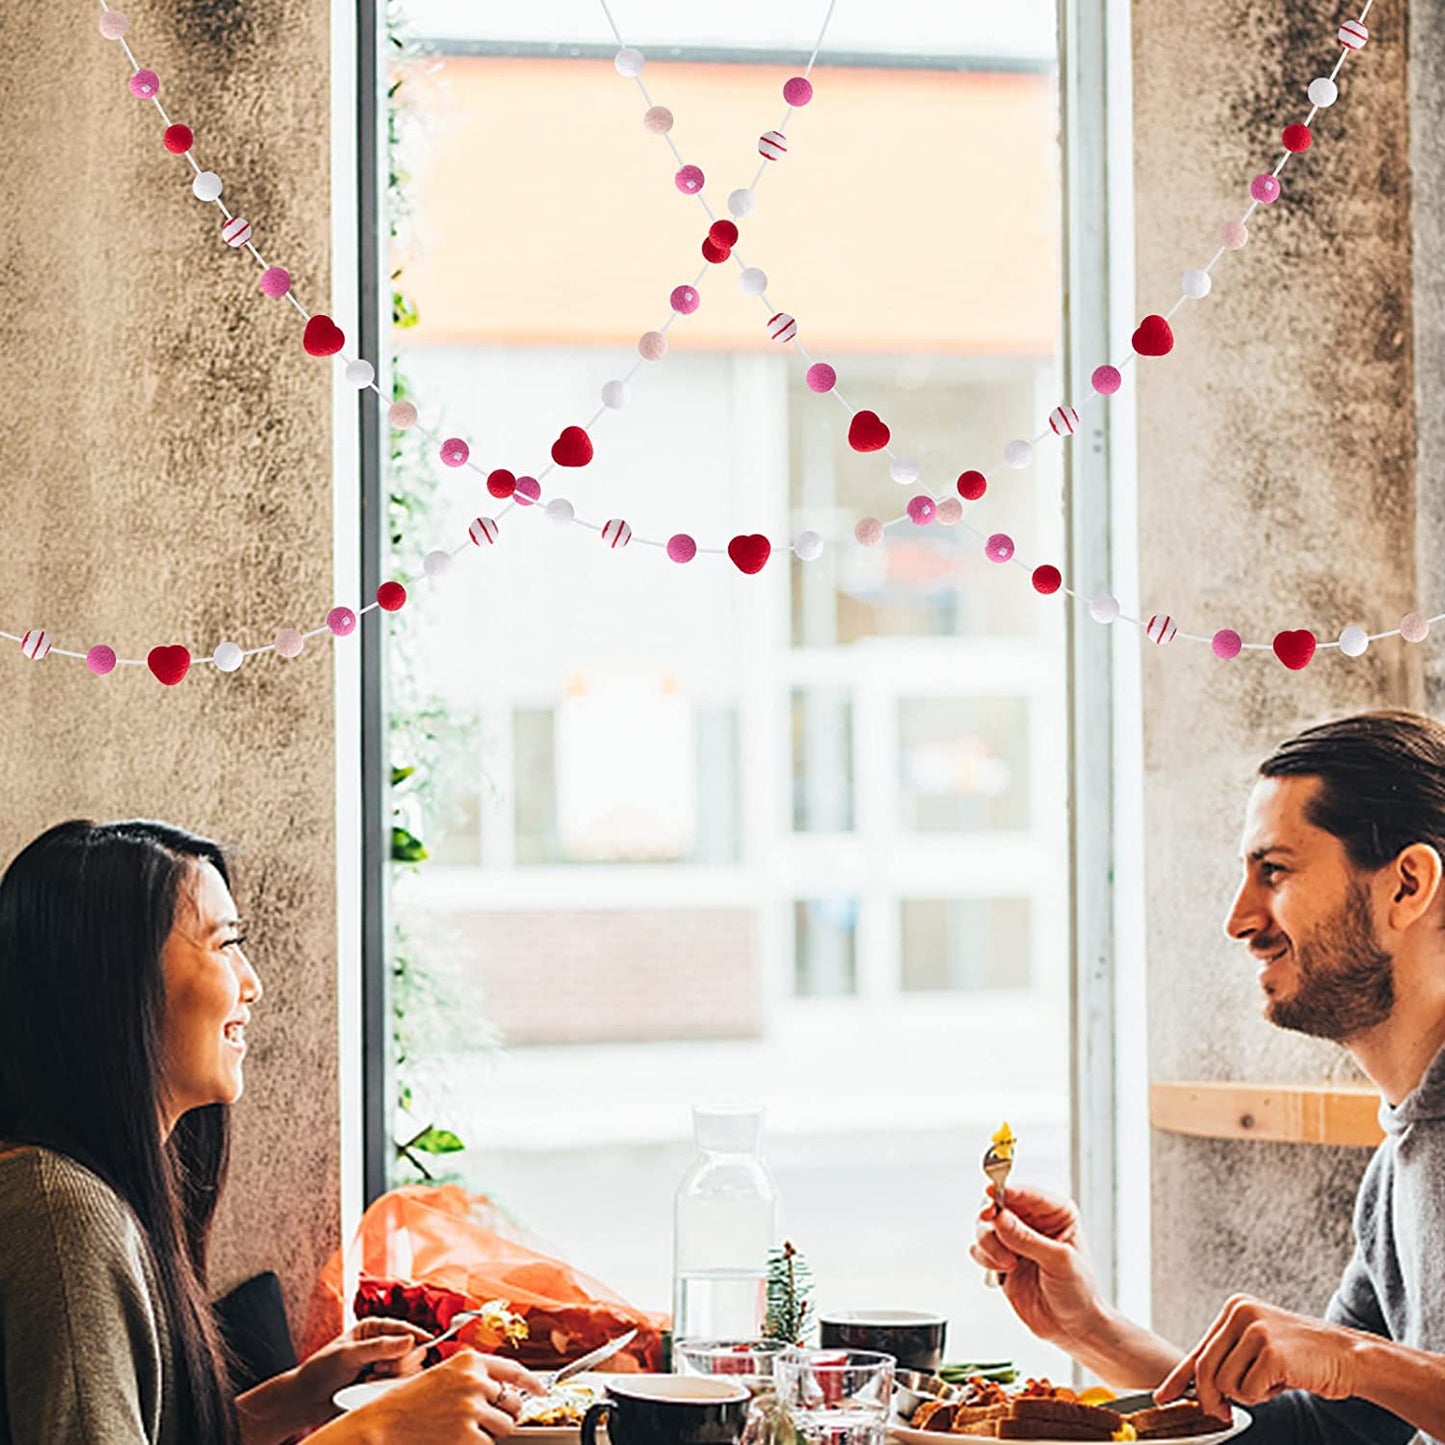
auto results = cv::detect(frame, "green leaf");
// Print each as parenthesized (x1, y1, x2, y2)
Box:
(410, 1126, 465, 1155)
(399, 1084, 414, 1111)
(392, 764, 417, 787)
(392, 292, 421, 329)
(392, 826, 429, 863)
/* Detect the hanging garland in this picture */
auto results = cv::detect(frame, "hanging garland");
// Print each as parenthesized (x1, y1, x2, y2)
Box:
(0, 0, 1399, 678)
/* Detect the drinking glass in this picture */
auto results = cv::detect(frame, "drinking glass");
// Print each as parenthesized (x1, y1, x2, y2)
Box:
(675, 1339, 790, 1396)
(776, 1349, 895, 1445)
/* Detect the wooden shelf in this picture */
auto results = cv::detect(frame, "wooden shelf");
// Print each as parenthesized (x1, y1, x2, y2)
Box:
(1150, 1081, 1383, 1147)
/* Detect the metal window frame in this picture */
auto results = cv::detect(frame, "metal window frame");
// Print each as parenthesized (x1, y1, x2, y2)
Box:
(354, 6, 1143, 1304)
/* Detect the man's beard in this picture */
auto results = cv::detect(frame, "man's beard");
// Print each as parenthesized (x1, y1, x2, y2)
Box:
(1266, 881, 1396, 1042)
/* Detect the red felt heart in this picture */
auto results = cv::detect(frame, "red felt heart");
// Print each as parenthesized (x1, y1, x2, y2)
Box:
(147, 645, 191, 686)
(1131, 314, 1174, 357)
(727, 534, 771, 575)
(1273, 630, 1316, 671)
(848, 410, 891, 452)
(551, 426, 593, 468)
(302, 314, 344, 357)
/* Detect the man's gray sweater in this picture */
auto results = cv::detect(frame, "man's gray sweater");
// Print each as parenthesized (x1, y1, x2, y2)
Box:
(1247, 1043, 1445, 1443)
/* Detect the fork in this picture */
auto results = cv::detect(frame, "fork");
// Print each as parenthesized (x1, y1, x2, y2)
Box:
(981, 1141, 1013, 1289)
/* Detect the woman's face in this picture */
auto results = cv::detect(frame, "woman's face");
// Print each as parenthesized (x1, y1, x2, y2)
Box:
(158, 860, 262, 1130)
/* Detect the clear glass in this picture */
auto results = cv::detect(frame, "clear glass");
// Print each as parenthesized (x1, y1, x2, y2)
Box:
(673, 1106, 779, 1344)
(675, 1339, 790, 1395)
(777, 1350, 895, 1445)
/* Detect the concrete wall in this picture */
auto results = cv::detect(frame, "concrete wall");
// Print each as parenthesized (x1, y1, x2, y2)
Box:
(0, 2, 340, 1335)
(1134, 0, 1425, 1342)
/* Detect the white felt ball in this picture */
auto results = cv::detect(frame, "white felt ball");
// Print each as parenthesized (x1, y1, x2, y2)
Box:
(192, 171, 223, 203)
(546, 498, 575, 525)
(1089, 592, 1121, 624)
(739, 267, 768, 296)
(889, 457, 920, 485)
(1339, 625, 1369, 657)
(213, 641, 244, 672)
(1308, 77, 1339, 108)
(614, 47, 645, 77)
(794, 530, 824, 562)
(1182, 268, 1212, 300)
(1003, 438, 1034, 470)
(728, 188, 756, 219)
(602, 379, 629, 409)
(345, 358, 375, 388)
(423, 549, 452, 579)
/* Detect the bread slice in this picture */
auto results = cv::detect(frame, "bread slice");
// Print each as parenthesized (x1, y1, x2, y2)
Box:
(1129, 1404, 1231, 1439)
(950, 1423, 1000, 1439)
(913, 1402, 956, 1433)
(996, 1422, 1115, 1441)
(1012, 1400, 1125, 1433)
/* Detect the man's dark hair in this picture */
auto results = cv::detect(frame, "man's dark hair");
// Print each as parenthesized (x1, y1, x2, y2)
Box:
(1259, 710, 1445, 871)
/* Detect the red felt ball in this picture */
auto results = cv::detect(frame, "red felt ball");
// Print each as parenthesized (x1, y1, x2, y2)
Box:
(487, 468, 517, 499)
(1131, 314, 1174, 357)
(163, 123, 193, 154)
(701, 236, 732, 264)
(957, 470, 988, 500)
(1282, 123, 1312, 153)
(1032, 565, 1062, 596)
(709, 219, 740, 247)
(1273, 629, 1316, 670)
(376, 581, 407, 612)
(147, 645, 191, 686)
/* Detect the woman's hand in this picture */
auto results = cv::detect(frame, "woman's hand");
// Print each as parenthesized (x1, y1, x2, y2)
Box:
(329, 1350, 546, 1445)
(1157, 1296, 1360, 1417)
(970, 1185, 1108, 1347)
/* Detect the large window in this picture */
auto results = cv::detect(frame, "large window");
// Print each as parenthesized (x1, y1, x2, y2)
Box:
(379, 0, 1079, 1380)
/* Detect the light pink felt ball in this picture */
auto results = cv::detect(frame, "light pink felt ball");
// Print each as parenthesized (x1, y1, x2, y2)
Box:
(935, 497, 963, 526)
(1221, 220, 1249, 250)
(1401, 611, 1431, 643)
(854, 517, 885, 546)
(327, 606, 357, 637)
(638, 330, 669, 361)
(644, 105, 674, 134)
(1092, 364, 1122, 396)
(806, 362, 837, 393)
(667, 533, 698, 563)
(274, 628, 305, 659)
(907, 496, 936, 525)
(783, 76, 813, 106)
(99, 11, 129, 39)
(260, 266, 291, 297)
(1212, 629, 1243, 659)
(387, 399, 417, 429)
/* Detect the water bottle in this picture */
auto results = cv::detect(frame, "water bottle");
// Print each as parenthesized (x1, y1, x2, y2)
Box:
(672, 1104, 779, 1344)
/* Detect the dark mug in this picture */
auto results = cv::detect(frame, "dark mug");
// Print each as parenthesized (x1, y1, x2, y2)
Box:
(818, 1312, 947, 1374)
(581, 1375, 751, 1445)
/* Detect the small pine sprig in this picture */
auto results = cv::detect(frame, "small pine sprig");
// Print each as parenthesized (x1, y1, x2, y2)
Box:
(763, 1240, 815, 1346)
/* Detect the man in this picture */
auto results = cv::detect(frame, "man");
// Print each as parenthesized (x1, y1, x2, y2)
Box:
(973, 711, 1445, 1441)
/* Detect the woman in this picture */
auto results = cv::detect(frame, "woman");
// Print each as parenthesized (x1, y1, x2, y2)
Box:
(0, 819, 540, 1444)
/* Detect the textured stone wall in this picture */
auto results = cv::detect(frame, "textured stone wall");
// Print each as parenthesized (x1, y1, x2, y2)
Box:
(1134, 0, 1422, 1343)
(0, 1, 339, 1335)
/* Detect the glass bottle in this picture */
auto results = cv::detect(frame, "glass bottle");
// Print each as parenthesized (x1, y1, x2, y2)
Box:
(672, 1104, 779, 1344)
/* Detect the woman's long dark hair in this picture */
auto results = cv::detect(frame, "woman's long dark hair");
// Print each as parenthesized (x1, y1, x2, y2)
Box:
(0, 820, 239, 1443)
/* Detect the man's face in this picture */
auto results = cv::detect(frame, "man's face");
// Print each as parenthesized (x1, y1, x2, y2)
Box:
(1224, 775, 1395, 1042)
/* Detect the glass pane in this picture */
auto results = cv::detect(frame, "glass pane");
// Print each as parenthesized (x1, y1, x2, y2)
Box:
(794, 897, 859, 997)
(897, 696, 1031, 832)
(792, 689, 854, 832)
(900, 897, 1033, 992)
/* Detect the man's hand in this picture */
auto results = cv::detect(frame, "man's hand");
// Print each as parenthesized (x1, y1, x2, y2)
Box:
(1157, 1296, 1361, 1416)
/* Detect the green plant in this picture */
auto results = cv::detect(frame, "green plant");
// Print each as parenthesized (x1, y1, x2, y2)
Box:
(763, 1240, 815, 1346)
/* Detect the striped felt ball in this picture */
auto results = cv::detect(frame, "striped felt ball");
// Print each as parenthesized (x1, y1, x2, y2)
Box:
(1049, 405, 1079, 436)
(767, 312, 797, 343)
(20, 629, 51, 660)
(221, 216, 252, 248)
(602, 518, 632, 549)
(1146, 614, 1178, 646)
(1338, 18, 1368, 48)
(468, 516, 499, 546)
(758, 129, 788, 161)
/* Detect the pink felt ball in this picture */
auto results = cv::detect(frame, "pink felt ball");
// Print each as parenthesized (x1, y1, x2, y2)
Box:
(1220, 220, 1249, 250)
(1092, 364, 1122, 396)
(783, 75, 814, 106)
(907, 496, 936, 525)
(129, 69, 160, 99)
(260, 266, 291, 298)
(515, 475, 542, 506)
(806, 362, 837, 393)
(99, 11, 130, 39)
(670, 284, 700, 315)
(1250, 173, 1281, 204)
(274, 628, 305, 659)
(985, 533, 1015, 564)
(86, 644, 117, 675)
(1212, 629, 1243, 660)
(327, 606, 357, 637)
(439, 437, 469, 468)
(387, 399, 417, 429)
(935, 497, 963, 526)
(675, 164, 705, 194)
(638, 330, 669, 361)
(854, 517, 885, 546)
(667, 533, 698, 564)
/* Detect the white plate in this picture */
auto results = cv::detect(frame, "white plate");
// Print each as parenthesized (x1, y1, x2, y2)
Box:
(333, 1371, 610, 1441)
(888, 1405, 1251, 1445)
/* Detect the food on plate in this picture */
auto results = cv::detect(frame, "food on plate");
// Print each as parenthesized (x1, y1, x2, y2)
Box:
(1128, 1403, 1232, 1439)
(916, 1380, 1128, 1440)
(518, 1380, 605, 1428)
